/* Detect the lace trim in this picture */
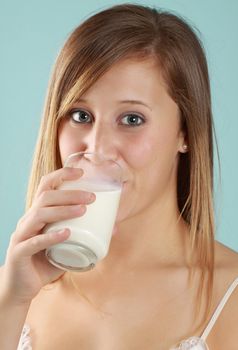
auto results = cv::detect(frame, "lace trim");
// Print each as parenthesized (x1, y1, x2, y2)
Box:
(17, 324, 32, 350)
(17, 325, 208, 350)
(170, 336, 209, 350)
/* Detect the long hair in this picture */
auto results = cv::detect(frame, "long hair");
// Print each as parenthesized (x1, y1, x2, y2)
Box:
(26, 3, 218, 334)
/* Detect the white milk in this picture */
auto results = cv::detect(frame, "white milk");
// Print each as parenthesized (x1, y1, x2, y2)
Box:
(44, 179, 121, 271)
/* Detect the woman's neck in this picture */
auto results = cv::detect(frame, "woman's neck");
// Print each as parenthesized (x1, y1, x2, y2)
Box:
(96, 200, 190, 274)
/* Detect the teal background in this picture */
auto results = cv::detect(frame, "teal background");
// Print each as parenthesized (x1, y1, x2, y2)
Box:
(0, 0, 237, 264)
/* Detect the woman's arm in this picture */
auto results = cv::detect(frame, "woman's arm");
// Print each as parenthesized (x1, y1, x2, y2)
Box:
(0, 167, 93, 349)
(0, 267, 31, 350)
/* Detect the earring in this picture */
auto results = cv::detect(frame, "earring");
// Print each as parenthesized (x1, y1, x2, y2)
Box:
(182, 144, 188, 152)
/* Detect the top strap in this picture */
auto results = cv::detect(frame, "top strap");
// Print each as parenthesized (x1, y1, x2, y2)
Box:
(201, 276, 238, 340)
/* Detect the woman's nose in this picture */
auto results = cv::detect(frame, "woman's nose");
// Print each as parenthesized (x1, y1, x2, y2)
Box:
(81, 122, 117, 160)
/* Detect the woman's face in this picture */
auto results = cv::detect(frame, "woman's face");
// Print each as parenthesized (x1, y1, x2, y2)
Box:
(58, 58, 186, 222)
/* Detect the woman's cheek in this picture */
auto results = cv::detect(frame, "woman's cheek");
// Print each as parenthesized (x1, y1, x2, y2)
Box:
(58, 122, 83, 163)
(123, 133, 159, 169)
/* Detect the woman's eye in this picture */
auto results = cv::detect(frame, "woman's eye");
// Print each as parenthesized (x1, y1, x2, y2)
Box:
(71, 110, 92, 123)
(120, 114, 145, 126)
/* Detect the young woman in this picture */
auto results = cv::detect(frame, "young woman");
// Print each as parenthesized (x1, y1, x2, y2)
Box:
(1, 4, 238, 350)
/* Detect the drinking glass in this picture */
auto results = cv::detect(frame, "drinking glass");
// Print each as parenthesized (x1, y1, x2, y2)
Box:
(44, 152, 122, 272)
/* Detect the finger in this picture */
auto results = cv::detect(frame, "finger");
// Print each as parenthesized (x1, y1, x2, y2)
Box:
(33, 250, 67, 284)
(34, 167, 83, 199)
(12, 204, 87, 243)
(34, 189, 96, 208)
(15, 228, 71, 257)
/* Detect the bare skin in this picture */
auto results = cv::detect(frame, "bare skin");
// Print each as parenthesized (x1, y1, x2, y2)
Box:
(1, 58, 238, 350)
(25, 242, 238, 350)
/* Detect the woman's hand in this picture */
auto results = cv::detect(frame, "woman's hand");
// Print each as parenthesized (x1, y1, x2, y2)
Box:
(2, 167, 95, 305)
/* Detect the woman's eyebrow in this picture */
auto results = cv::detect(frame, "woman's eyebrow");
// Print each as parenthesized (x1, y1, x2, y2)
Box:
(74, 98, 152, 111)
(118, 100, 152, 111)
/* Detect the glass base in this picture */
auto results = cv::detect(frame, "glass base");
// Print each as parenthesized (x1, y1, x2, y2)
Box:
(45, 241, 98, 272)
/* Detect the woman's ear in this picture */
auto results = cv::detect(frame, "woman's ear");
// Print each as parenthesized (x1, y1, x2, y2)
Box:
(180, 144, 188, 153)
(178, 129, 189, 153)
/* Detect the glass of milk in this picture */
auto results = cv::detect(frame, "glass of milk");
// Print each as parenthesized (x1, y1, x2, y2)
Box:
(44, 152, 122, 272)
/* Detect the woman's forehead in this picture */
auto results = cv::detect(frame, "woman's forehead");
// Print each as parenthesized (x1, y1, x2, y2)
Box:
(79, 58, 169, 101)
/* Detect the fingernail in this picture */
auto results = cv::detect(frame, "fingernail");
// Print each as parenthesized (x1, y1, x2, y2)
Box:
(73, 205, 86, 214)
(65, 167, 83, 175)
(55, 228, 67, 235)
(88, 193, 96, 202)
(73, 168, 83, 174)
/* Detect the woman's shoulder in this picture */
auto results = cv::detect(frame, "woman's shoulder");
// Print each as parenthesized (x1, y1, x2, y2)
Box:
(214, 240, 238, 272)
(210, 240, 238, 348)
(213, 240, 238, 293)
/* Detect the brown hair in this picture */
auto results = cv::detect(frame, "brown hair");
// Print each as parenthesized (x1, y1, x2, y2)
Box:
(26, 3, 218, 335)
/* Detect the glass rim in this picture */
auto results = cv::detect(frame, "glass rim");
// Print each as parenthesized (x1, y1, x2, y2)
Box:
(64, 151, 122, 169)
(63, 152, 123, 184)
